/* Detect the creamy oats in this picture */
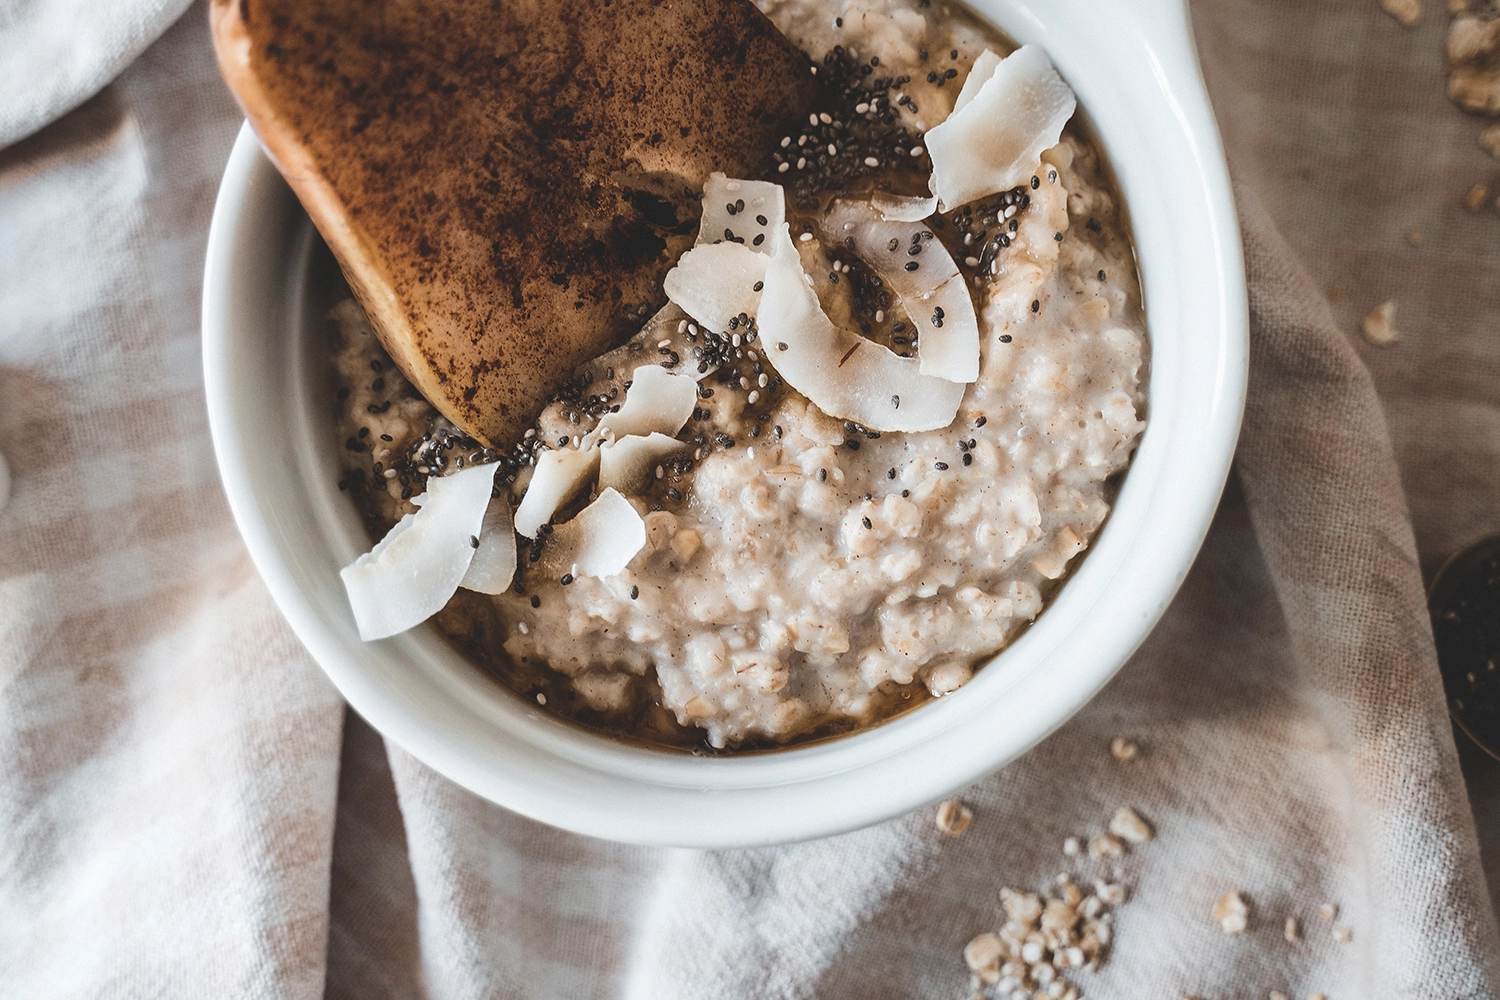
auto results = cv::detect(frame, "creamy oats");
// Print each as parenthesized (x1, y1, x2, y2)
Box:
(331, 0, 1148, 750)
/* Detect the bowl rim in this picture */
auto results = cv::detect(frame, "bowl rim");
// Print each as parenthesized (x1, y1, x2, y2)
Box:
(202, 0, 1247, 847)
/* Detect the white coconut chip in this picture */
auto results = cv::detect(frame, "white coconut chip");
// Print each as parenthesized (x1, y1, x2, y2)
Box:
(870, 191, 940, 223)
(819, 199, 958, 299)
(952, 47, 1004, 116)
(820, 199, 978, 383)
(663, 241, 771, 336)
(459, 495, 517, 595)
(340, 462, 497, 641)
(697, 174, 785, 252)
(513, 444, 599, 538)
(925, 45, 1076, 211)
(595, 364, 698, 441)
(911, 274, 980, 383)
(599, 432, 688, 493)
(758, 224, 963, 433)
(541, 488, 646, 580)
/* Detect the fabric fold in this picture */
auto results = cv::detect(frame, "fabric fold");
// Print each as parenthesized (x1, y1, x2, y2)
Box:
(0, 0, 196, 151)
(2, 0, 1500, 997)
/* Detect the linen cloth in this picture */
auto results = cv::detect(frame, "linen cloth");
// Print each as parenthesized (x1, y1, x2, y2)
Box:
(3, 1, 1500, 997)
(0, 0, 194, 149)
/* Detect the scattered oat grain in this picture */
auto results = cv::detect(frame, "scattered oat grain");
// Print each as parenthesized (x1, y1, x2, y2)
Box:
(1062, 836, 1081, 856)
(1448, 14, 1500, 63)
(1333, 924, 1353, 943)
(936, 799, 973, 837)
(1466, 182, 1491, 212)
(1381, 0, 1422, 25)
(1309, 994, 1328, 1000)
(1451, 68, 1500, 114)
(1108, 806, 1154, 844)
(1094, 879, 1126, 905)
(963, 932, 1005, 983)
(1361, 300, 1399, 346)
(1109, 736, 1138, 761)
(1088, 832, 1124, 858)
(961, 877, 1115, 999)
(1285, 916, 1300, 942)
(1213, 891, 1250, 934)
(1270, 992, 1291, 1000)
(1317, 902, 1339, 921)
(1482, 124, 1500, 158)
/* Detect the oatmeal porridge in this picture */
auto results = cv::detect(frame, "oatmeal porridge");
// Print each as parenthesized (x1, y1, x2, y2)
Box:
(331, 0, 1148, 750)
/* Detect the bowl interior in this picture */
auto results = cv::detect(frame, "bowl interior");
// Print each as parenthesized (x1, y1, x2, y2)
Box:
(203, 0, 1247, 847)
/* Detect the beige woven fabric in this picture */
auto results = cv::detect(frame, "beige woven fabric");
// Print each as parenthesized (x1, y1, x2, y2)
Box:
(2, 1, 1499, 997)
(0, 0, 194, 147)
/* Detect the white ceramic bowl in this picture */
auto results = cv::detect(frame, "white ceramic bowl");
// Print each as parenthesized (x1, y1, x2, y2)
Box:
(203, 0, 1246, 848)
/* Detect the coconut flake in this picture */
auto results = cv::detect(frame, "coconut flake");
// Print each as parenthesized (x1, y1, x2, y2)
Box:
(819, 199, 957, 299)
(340, 462, 497, 640)
(596, 364, 698, 441)
(870, 191, 940, 222)
(698, 174, 785, 252)
(599, 432, 688, 493)
(460, 496, 517, 595)
(757, 224, 963, 432)
(925, 45, 1076, 211)
(912, 275, 980, 383)
(663, 241, 771, 335)
(952, 48, 1004, 116)
(541, 488, 646, 579)
(513, 445, 599, 538)
(820, 200, 978, 383)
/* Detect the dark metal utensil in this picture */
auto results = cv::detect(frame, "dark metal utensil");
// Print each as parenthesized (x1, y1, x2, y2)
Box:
(1429, 535, 1500, 761)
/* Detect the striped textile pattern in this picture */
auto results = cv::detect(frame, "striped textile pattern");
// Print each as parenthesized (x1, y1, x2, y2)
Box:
(2, 1, 1498, 997)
